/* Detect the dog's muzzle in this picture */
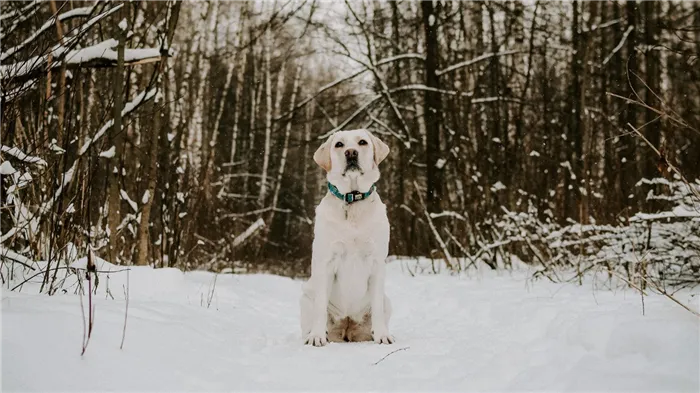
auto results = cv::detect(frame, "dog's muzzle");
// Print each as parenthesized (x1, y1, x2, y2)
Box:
(345, 149, 360, 171)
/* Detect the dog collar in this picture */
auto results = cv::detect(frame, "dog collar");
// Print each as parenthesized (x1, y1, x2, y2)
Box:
(328, 182, 376, 204)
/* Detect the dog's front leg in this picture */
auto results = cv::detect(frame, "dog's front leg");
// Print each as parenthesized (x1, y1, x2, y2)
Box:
(305, 258, 331, 347)
(369, 261, 394, 344)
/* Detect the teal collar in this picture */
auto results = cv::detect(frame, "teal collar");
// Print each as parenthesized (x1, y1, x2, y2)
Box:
(328, 182, 376, 204)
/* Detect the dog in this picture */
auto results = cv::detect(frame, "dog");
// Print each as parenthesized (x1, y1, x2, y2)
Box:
(299, 129, 394, 346)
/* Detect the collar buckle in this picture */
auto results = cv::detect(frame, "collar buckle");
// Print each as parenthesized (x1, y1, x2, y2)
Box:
(328, 182, 376, 204)
(345, 191, 363, 203)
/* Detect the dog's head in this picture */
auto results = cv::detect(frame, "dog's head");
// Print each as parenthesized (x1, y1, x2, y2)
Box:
(313, 129, 390, 194)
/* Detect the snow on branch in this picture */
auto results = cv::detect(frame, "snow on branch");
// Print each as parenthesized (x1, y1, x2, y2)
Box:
(1, 5, 97, 62)
(0, 246, 36, 270)
(471, 96, 525, 105)
(0, 4, 167, 84)
(602, 26, 634, 66)
(232, 218, 266, 248)
(436, 50, 524, 76)
(482, 179, 700, 286)
(430, 211, 467, 221)
(79, 88, 157, 156)
(581, 18, 623, 34)
(1, 39, 167, 83)
(630, 207, 700, 222)
(0, 1, 40, 22)
(17, 87, 158, 238)
(0, 1, 42, 40)
(66, 39, 167, 65)
(1, 145, 48, 166)
(1, 2, 117, 74)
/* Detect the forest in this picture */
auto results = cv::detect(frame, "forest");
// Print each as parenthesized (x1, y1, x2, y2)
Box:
(1, 0, 699, 290)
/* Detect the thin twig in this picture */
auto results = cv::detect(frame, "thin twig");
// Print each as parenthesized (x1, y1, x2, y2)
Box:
(627, 123, 700, 201)
(10, 266, 130, 291)
(639, 275, 700, 318)
(372, 346, 410, 365)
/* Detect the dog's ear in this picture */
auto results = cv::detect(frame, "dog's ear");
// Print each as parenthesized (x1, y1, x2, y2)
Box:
(367, 131, 390, 166)
(313, 134, 333, 172)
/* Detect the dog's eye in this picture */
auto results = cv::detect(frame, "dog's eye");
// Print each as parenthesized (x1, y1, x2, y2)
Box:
(335, 142, 344, 148)
(358, 139, 368, 146)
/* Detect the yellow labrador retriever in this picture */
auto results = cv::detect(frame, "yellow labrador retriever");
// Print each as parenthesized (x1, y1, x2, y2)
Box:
(299, 129, 394, 346)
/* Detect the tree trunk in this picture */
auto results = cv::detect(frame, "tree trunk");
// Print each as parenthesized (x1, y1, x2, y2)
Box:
(642, 1, 660, 182)
(621, 0, 639, 210)
(269, 65, 302, 231)
(108, 15, 126, 263)
(136, 100, 161, 266)
(421, 0, 443, 213)
(49, 0, 67, 147)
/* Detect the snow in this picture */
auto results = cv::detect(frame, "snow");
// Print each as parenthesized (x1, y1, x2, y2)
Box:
(428, 14, 435, 27)
(64, 39, 163, 65)
(631, 204, 700, 222)
(491, 181, 506, 192)
(99, 145, 116, 158)
(0, 5, 124, 81)
(0, 6, 95, 62)
(429, 211, 467, 221)
(2, 259, 698, 392)
(0, 1, 40, 23)
(49, 139, 66, 153)
(0, 246, 34, 267)
(118, 18, 128, 31)
(141, 190, 150, 204)
(0, 160, 17, 175)
(69, 254, 121, 273)
(15, 172, 32, 188)
(435, 158, 446, 169)
(0, 145, 47, 166)
(232, 218, 265, 247)
(120, 189, 138, 213)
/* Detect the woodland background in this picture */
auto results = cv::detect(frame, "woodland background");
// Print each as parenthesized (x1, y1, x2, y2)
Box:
(1, 0, 699, 291)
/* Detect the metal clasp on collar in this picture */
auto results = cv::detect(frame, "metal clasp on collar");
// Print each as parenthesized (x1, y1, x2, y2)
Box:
(344, 192, 363, 204)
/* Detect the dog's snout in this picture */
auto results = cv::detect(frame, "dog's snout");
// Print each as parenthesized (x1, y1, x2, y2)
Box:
(345, 149, 358, 160)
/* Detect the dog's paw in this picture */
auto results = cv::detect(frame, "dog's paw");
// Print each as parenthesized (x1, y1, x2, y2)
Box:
(372, 329, 395, 345)
(304, 330, 329, 347)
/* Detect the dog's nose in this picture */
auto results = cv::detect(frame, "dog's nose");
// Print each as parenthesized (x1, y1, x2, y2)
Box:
(345, 149, 358, 159)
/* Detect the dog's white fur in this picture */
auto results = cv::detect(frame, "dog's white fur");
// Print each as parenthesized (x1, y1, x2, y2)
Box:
(300, 129, 394, 346)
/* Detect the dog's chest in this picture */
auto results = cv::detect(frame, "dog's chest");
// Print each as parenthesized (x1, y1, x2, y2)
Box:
(327, 230, 376, 317)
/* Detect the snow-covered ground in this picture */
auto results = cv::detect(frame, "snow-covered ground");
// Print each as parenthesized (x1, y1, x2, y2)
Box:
(2, 259, 699, 392)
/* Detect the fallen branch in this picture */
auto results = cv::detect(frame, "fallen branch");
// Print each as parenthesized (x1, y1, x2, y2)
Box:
(413, 181, 457, 270)
(232, 218, 266, 248)
(373, 346, 410, 365)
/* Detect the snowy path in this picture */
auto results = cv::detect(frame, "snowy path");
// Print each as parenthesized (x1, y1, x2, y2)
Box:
(2, 261, 699, 392)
